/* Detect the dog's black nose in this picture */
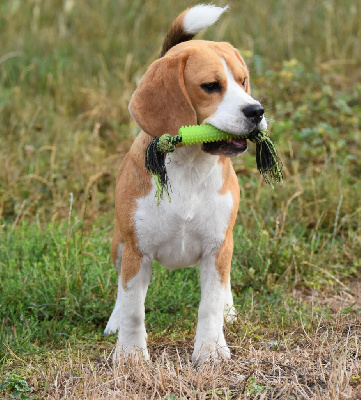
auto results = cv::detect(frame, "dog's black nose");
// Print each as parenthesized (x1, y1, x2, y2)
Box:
(243, 104, 264, 124)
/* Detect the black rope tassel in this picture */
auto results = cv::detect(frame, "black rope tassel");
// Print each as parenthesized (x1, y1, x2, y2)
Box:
(249, 130, 283, 187)
(145, 134, 182, 204)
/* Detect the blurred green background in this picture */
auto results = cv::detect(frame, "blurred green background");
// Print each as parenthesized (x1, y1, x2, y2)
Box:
(0, 0, 360, 224)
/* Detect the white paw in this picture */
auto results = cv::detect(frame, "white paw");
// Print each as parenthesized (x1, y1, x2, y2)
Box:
(104, 312, 121, 335)
(114, 342, 149, 362)
(113, 330, 149, 362)
(192, 340, 231, 366)
(224, 305, 237, 324)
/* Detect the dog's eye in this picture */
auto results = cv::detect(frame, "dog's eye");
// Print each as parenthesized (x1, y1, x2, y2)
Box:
(200, 82, 222, 93)
(242, 78, 247, 87)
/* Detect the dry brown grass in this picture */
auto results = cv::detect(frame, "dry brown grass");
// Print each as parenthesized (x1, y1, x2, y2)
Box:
(31, 325, 361, 399)
(6, 282, 360, 400)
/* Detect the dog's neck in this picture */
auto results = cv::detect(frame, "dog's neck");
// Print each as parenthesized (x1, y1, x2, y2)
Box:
(169, 143, 217, 165)
(167, 144, 223, 187)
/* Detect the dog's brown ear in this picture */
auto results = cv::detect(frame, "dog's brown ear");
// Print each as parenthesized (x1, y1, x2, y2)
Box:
(129, 54, 197, 136)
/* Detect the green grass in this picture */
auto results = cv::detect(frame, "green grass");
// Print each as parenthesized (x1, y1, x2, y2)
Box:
(1, 183, 359, 359)
(0, 219, 200, 354)
(0, 0, 361, 398)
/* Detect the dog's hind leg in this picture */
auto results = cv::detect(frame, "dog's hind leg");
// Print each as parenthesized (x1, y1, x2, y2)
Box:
(104, 243, 124, 334)
(223, 276, 237, 323)
(104, 223, 125, 334)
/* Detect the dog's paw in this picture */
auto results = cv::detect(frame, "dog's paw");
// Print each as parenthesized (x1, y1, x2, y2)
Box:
(224, 305, 237, 324)
(192, 341, 231, 366)
(113, 330, 149, 362)
(113, 342, 149, 362)
(104, 313, 121, 335)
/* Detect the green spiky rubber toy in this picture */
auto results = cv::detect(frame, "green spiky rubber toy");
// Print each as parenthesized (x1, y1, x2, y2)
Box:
(145, 124, 283, 203)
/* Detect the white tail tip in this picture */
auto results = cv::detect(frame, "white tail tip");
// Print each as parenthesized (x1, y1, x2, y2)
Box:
(183, 4, 230, 35)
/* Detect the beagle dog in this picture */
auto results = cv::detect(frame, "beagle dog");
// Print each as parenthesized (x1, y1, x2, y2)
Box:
(104, 4, 267, 365)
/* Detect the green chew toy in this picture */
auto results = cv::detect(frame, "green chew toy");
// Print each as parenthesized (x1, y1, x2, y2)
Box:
(145, 124, 283, 203)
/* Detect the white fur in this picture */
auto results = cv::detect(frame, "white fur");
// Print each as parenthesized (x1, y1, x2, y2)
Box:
(224, 276, 237, 323)
(115, 243, 124, 272)
(192, 255, 230, 365)
(135, 145, 233, 269)
(183, 4, 229, 35)
(133, 145, 233, 361)
(205, 58, 268, 135)
(105, 145, 234, 360)
(104, 243, 124, 334)
(108, 257, 152, 361)
(106, 145, 236, 361)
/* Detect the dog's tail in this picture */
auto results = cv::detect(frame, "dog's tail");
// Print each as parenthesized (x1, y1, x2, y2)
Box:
(160, 4, 229, 57)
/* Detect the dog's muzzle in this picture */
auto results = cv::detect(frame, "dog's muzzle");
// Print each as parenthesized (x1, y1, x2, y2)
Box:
(202, 136, 248, 157)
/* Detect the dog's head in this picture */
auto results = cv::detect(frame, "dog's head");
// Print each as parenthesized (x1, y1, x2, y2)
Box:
(129, 4, 267, 157)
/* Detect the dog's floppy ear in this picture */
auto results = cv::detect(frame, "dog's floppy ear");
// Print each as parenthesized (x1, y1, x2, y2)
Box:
(129, 54, 197, 136)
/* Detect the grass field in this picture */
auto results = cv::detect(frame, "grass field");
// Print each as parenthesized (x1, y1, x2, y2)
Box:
(1, 0, 361, 398)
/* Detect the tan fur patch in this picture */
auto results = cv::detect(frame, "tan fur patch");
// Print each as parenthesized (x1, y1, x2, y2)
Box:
(215, 157, 240, 287)
(113, 131, 153, 289)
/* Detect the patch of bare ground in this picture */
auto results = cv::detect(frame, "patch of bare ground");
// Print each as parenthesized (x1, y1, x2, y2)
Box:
(21, 282, 358, 399)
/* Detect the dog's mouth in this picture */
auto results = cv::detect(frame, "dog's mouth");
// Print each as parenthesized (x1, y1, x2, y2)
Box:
(202, 136, 248, 157)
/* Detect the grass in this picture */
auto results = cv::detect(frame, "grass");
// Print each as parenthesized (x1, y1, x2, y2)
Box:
(1, 221, 360, 398)
(0, 0, 361, 398)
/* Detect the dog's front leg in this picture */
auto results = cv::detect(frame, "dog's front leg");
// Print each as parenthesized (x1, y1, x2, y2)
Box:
(192, 254, 231, 365)
(112, 245, 152, 361)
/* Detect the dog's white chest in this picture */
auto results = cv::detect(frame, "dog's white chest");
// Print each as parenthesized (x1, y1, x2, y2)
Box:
(134, 146, 233, 269)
